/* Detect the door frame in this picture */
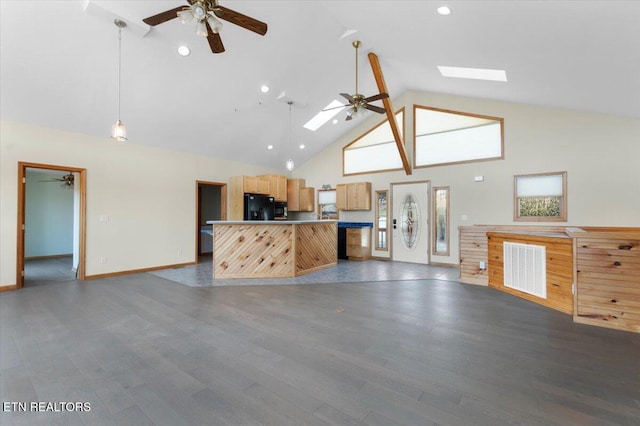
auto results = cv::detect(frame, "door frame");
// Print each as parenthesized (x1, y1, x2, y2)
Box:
(17, 161, 87, 288)
(195, 181, 226, 263)
(389, 180, 431, 264)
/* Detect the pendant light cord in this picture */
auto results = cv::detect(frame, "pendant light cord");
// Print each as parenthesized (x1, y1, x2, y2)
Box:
(117, 25, 122, 121)
(288, 101, 292, 149)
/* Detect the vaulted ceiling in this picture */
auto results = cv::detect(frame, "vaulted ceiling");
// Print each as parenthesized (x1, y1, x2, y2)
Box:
(1, 1, 638, 170)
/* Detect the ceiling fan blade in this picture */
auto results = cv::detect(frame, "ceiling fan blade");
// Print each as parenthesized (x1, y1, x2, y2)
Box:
(206, 22, 225, 53)
(143, 6, 185, 26)
(362, 104, 386, 114)
(363, 93, 389, 103)
(322, 104, 348, 112)
(340, 93, 355, 103)
(216, 6, 267, 35)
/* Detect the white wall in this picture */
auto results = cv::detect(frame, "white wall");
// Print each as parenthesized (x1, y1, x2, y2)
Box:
(293, 90, 640, 264)
(0, 121, 280, 287)
(24, 170, 73, 257)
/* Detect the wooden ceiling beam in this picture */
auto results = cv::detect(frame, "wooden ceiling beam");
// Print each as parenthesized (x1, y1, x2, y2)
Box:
(368, 52, 411, 175)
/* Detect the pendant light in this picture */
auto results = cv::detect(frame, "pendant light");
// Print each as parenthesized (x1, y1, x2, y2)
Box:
(111, 19, 127, 141)
(285, 101, 295, 171)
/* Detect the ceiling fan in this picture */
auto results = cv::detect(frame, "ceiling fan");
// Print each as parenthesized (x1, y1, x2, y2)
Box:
(142, 0, 268, 54)
(38, 173, 74, 188)
(329, 41, 389, 121)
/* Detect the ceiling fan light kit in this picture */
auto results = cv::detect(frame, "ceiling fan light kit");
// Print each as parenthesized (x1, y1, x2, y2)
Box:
(143, 0, 267, 54)
(110, 19, 127, 142)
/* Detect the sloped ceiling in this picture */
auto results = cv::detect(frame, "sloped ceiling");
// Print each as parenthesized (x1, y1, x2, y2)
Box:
(1, 1, 638, 171)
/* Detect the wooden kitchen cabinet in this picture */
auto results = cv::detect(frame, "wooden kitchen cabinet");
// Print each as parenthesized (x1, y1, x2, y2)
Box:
(241, 176, 270, 195)
(336, 182, 371, 211)
(299, 187, 315, 212)
(346, 227, 371, 260)
(243, 176, 258, 193)
(336, 184, 347, 211)
(228, 175, 272, 220)
(287, 178, 304, 211)
(259, 174, 287, 202)
(287, 179, 315, 212)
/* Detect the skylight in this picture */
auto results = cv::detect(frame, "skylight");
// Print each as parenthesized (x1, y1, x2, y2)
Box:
(304, 100, 346, 131)
(437, 66, 507, 82)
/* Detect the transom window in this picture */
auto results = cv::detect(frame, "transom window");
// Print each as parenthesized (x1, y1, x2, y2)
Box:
(343, 109, 404, 176)
(414, 105, 504, 168)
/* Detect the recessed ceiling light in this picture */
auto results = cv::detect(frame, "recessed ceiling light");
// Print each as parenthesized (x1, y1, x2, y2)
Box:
(260, 85, 270, 93)
(267, 144, 274, 150)
(299, 144, 306, 150)
(177, 45, 191, 56)
(332, 119, 338, 124)
(437, 6, 451, 16)
(304, 100, 346, 131)
(437, 65, 507, 82)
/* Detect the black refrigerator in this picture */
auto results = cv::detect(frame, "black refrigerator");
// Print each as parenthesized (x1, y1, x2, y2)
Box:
(244, 194, 275, 220)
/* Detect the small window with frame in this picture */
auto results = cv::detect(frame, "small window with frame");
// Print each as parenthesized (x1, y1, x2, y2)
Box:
(514, 171, 567, 222)
(432, 187, 450, 256)
(375, 190, 389, 250)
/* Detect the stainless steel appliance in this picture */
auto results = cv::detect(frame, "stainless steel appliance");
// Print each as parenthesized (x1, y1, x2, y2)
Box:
(274, 202, 287, 220)
(244, 194, 275, 221)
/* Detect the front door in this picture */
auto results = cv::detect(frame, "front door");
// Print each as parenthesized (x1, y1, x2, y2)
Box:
(391, 181, 430, 264)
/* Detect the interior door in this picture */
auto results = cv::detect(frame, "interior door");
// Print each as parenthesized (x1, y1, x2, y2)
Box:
(196, 181, 226, 260)
(391, 181, 430, 264)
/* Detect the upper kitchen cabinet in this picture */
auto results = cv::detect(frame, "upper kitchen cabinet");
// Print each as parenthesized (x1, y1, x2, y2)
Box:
(235, 175, 271, 195)
(336, 182, 371, 211)
(229, 175, 272, 220)
(259, 174, 287, 202)
(287, 178, 315, 212)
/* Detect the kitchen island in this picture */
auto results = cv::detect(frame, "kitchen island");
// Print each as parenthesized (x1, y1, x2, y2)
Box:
(206, 220, 337, 279)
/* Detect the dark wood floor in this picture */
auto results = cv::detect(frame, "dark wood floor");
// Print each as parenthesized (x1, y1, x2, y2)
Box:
(24, 255, 76, 286)
(1, 272, 638, 425)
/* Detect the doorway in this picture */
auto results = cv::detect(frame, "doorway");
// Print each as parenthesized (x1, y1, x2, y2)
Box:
(17, 162, 86, 288)
(391, 181, 430, 264)
(196, 181, 226, 262)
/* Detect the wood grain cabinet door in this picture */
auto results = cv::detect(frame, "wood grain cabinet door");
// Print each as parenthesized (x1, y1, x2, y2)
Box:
(346, 228, 371, 259)
(243, 176, 258, 193)
(299, 187, 315, 212)
(257, 177, 271, 195)
(336, 184, 347, 210)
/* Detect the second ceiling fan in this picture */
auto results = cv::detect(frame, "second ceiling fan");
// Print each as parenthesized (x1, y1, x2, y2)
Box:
(143, 0, 267, 54)
(334, 40, 389, 121)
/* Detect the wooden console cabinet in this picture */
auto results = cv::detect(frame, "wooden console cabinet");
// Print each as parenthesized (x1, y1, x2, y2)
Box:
(567, 228, 640, 333)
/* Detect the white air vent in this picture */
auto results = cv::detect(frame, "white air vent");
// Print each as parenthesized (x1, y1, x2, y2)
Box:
(503, 242, 546, 299)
